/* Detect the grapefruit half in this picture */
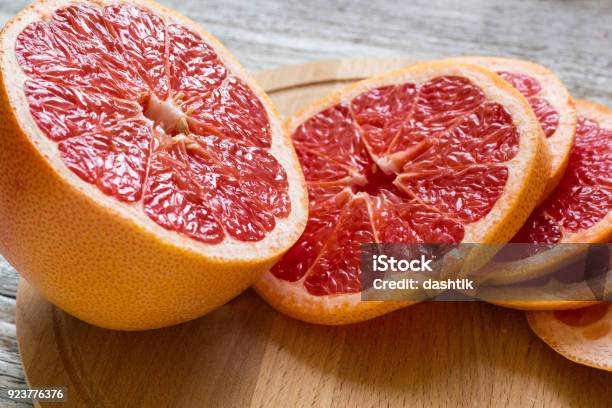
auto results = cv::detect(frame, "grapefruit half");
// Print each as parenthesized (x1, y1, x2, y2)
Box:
(477, 100, 611, 309)
(527, 302, 612, 371)
(456, 57, 576, 201)
(255, 61, 550, 324)
(0, 0, 308, 330)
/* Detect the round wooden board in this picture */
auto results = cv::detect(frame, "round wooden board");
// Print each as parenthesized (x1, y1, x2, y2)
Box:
(16, 58, 612, 408)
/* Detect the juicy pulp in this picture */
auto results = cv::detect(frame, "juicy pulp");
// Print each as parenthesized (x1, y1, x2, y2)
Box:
(497, 71, 559, 138)
(15, 3, 290, 243)
(273, 76, 523, 295)
(511, 115, 611, 244)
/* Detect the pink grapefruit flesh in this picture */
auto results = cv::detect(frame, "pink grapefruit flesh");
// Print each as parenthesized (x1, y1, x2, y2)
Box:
(273, 75, 525, 296)
(497, 71, 560, 139)
(511, 107, 611, 246)
(15, 3, 290, 243)
(478, 100, 611, 306)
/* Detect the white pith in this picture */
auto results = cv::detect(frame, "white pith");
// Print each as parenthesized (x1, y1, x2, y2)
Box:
(0, 0, 308, 262)
(142, 94, 187, 134)
(257, 62, 546, 310)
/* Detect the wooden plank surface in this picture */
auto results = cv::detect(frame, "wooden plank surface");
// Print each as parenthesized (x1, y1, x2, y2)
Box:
(0, 0, 611, 406)
(15, 282, 612, 408)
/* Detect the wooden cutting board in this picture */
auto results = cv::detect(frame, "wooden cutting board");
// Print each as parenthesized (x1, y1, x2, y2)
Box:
(16, 58, 612, 408)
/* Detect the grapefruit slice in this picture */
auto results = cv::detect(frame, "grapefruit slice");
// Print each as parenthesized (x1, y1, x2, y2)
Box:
(456, 57, 576, 201)
(0, 0, 308, 330)
(255, 61, 550, 324)
(478, 100, 612, 308)
(527, 302, 612, 371)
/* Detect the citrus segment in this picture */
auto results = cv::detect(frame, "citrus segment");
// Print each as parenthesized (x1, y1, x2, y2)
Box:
(527, 303, 612, 371)
(0, 0, 308, 329)
(167, 23, 225, 99)
(58, 119, 152, 202)
(183, 76, 272, 148)
(105, 4, 169, 99)
(293, 104, 372, 179)
(303, 195, 374, 295)
(256, 61, 549, 324)
(142, 134, 291, 243)
(497, 71, 559, 138)
(511, 212, 563, 244)
(396, 165, 509, 223)
(370, 190, 465, 244)
(350, 83, 418, 158)
(407, 102, 520, 168)
(271, 191, 350, 282)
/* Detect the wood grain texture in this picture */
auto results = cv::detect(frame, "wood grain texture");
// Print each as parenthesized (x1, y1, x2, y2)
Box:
(0, 0, 611, 406)
(15, 281, 612, 408)
(12, 58, 612, 408)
